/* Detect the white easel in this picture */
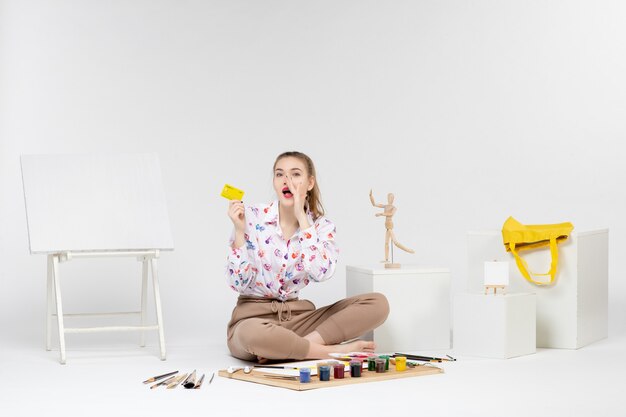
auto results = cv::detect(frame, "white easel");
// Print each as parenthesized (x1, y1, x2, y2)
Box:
(484, 261, 509, 296)
(22, 153, 174, 364)
(45, 250, 166, 364)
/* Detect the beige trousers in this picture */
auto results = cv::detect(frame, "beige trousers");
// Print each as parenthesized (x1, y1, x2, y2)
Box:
(226, 292, 390, 361)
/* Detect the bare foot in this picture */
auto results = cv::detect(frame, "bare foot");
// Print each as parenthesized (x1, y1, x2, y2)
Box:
(257, 356, 269, 364)
(305, 339, 376, 359)
(336, 340, 376, 353)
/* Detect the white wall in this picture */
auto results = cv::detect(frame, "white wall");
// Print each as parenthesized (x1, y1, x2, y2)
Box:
(1, 0, 624, 349)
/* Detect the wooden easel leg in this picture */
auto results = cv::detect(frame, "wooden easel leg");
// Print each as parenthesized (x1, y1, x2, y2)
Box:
(52, 255, 67, 364)
(46, 255, 53, 351)
(150, 258, 166, 360)
(140, 259, 148, 347)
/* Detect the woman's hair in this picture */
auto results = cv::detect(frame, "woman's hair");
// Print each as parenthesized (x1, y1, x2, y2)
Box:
(273, 151, 325, 220)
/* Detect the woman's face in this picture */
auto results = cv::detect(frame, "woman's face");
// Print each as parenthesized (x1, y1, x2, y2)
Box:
(273, 156, 314, 207)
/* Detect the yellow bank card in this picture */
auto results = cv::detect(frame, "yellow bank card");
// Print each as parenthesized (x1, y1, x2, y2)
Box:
(221, 184, 244, 200)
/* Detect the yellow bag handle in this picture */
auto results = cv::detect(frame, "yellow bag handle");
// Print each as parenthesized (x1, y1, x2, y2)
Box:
(508, 236, 558, 286)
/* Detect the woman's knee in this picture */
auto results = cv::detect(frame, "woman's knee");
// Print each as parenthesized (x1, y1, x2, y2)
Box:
(233, 319, 265, 349)
(231, 319, 273, 352)
(368, 292, 390, 321)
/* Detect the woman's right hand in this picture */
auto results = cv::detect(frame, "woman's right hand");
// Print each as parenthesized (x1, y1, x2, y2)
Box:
(228, 200, 246, 232)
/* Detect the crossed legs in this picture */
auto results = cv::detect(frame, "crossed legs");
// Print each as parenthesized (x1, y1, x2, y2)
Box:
(227, 293, 390, 361)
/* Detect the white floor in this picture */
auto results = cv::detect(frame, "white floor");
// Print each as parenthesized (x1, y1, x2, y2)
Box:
(1, 334, 624, 417)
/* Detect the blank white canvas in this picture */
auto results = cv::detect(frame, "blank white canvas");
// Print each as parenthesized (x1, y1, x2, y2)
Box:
(21, 153, 174, 253)
(484, 261, 509, 286)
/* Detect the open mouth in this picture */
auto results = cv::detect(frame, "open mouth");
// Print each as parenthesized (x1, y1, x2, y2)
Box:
(282, 187, 293, 199)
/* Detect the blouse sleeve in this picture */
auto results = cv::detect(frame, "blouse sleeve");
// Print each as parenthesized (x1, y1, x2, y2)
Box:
(225, 209, 259, 293)
(297, 217, 339, 282)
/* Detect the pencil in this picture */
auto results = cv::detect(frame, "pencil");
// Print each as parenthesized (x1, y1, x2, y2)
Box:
(253, 365, 298, 370)
(150, 375, 177, 389)
(262, 374, 299, 380)
(254, 365, 317, 370)
(143, 370, 178, 384)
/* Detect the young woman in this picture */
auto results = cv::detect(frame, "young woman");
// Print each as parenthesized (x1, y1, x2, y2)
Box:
(226, 151, 389, 362)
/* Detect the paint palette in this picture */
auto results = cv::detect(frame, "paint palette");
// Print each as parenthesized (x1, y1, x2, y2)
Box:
(328, 352, 377, 361)
(218, 362, 443, 391)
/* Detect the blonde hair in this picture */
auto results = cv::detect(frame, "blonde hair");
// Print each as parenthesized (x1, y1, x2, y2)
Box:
(273, 151, 325, 220)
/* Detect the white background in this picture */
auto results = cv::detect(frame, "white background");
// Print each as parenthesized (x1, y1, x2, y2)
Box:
(1, 0, 625, 353)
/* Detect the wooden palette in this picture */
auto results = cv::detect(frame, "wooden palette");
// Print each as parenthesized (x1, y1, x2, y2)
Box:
(218, 363, 443, 391)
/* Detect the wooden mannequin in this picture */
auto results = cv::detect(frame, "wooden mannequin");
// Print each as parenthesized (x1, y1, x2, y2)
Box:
(369, 190, 414, 268)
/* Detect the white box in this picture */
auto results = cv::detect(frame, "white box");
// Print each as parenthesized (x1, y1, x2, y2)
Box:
(453, 293, 536, 359)
(346, 265, 450, 351)
(467, 230, 608, 349)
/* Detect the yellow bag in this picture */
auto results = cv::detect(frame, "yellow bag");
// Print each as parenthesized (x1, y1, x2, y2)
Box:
(502, 217, 574, 286)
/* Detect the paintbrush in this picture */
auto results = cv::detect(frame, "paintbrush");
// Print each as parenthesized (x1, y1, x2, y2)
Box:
(182, 370, 197, 389)
(166, 373, 188, 389)
(194, 374, 206, 389)
(394, 353, 456, 362)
